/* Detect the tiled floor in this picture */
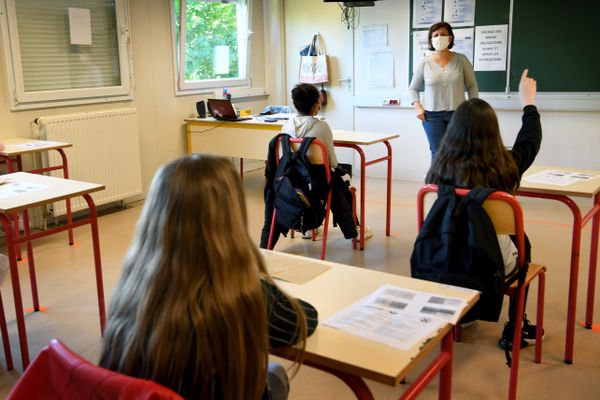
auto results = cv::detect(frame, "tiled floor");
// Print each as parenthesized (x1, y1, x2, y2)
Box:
(0, 169, 599, 399)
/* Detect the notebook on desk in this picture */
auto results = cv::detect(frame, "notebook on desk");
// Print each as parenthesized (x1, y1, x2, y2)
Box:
(207, 98, 252, 121)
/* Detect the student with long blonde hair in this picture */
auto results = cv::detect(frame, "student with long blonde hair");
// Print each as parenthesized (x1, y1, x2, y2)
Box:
(100, 154, 317, 400)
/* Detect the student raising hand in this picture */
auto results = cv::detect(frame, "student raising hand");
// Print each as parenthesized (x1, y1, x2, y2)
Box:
(519, 69, 537, 106)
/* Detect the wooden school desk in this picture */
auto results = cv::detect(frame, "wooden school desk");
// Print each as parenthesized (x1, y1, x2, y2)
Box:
(261, 250, 479, 400)
(0, 172, 105, 370)
(0, 138, 75, 248)
(186, 117, 399, 247)
(518, 166, 600, 364)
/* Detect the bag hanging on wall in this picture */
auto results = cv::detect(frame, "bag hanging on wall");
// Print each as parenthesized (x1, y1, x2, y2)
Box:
(298, 34, 329, 84)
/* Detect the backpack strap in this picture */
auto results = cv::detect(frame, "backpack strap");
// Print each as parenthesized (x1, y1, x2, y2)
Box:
(297, 136, 316, 156)
(437, 184, 456, 198)
(467, 187, 496, 205)
(280, 134, 292, 156)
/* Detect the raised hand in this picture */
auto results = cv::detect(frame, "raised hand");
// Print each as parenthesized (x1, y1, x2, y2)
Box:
(519, 69, 537, 106)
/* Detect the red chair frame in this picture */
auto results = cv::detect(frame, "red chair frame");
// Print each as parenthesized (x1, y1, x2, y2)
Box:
(416, 184, 546, 400)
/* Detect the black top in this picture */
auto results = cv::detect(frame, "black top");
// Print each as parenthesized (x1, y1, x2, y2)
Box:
(262, 279, 318, 348)
(511, 105, 542, 178)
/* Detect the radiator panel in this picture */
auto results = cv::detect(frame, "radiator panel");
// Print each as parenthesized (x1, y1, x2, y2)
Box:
(40, 108, 143, 216)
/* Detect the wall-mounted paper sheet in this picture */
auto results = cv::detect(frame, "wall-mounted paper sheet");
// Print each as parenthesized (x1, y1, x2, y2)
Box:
(444, 0, 476, 27)
(412, 30, 431, 73)
(360, 24, 388, 47)
(214, 46, 230, 75)
(368, 48, 394, 88)
(68, 7, 92, 45)
(452, 28, 475, 66)
(474, 25, 508, 71)
(413, 0, 443, 29)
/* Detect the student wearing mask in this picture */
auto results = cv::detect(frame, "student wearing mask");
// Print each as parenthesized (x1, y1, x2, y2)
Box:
(409, 22, 479, 158)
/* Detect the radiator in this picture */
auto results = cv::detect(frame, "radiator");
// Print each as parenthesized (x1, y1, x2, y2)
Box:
(38, 108, 143, 216)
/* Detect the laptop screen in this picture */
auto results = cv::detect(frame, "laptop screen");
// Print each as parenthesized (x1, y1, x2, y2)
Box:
(207, 98, 237, 120)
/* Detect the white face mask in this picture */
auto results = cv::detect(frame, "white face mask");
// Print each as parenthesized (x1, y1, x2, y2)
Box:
(431, 35, 451, 51)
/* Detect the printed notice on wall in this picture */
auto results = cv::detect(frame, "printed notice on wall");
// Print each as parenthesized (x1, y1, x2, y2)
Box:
(214, 46, 230, 75)
(452, 28, 475, 66)
(413, 0, 443, 29)
(68, 7, 92, 45)
(412, 30, 431, 72)
(368, 48, 394, 88)
(360, 24, 388, 47)
(474, 25, 508, 71)
(444, 0, 476, 27)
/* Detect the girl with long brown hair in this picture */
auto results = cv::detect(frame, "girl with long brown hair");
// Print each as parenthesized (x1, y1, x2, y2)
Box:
(100, 154, 317, 399)
(426, 69, 541, 351)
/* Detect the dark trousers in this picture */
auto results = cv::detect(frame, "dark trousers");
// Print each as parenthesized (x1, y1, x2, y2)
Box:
(422, 110, 454, 158)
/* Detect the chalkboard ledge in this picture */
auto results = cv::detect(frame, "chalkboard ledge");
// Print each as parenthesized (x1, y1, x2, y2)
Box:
(482, 93, 600, 112)
(352, 94, 600, 112)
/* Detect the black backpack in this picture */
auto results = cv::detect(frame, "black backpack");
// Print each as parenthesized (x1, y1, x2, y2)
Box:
(273, 136, 326, 233)
(410, 185, 507, 322)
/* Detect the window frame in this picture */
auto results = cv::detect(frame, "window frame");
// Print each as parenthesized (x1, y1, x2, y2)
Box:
(170, 0, 252, 96)
(0, 0, 134, 110)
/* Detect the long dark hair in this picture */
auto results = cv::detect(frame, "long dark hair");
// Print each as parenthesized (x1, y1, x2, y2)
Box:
(99, 154, 308, 399)
(426, 98, 520, 193)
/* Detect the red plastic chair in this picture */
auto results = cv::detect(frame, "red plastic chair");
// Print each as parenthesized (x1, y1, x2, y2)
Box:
(267, 136, 356, 260)
(416, 184, 546, 400)
(7, 338, 183, 400)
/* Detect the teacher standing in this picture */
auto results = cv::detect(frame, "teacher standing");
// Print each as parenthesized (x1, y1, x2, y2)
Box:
(409, 22, 478, 158)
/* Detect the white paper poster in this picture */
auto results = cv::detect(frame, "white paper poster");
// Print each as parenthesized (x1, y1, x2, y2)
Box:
(444, 0, 476, 27)
(412, 30, 432, 72)
(367, 48, 394, 88)
(68, 8, 92, 45)
(214, 46, 230, 75)
(360, 24, 388, 47)
(452, 28, 475, 66)
(474, 25, 508, 71)
(413, 0, 443, 29)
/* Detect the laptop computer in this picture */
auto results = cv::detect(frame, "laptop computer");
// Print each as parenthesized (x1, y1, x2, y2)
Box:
(207, 98, 252, 121)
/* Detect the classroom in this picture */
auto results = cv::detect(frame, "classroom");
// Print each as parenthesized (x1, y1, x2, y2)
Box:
(0, 0, 599, 399)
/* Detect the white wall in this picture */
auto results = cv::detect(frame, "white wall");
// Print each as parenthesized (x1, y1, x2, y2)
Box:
(0, 0, 271, 193)
(283, 0, 600, 181)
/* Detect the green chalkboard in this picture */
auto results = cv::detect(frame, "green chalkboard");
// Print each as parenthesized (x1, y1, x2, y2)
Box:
(510, 0, 600, 92)
(473, 0, 509, 92)
(410, 0, 600, 93)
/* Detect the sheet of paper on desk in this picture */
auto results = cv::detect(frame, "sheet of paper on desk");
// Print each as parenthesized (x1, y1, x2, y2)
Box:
(523, 169, 599, 186)
(266, 252, 331, 284)
(0, 182, 48, 199)
(12, 141, 62, 148)
(323, 284, 469, 350)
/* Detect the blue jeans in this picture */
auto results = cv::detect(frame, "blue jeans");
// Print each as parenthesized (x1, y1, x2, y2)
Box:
(422, 110, 454, 158)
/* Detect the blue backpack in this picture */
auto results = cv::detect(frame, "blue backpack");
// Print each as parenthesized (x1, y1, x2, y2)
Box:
(410, 185, 506, 322)
(273, 136, 326, 233)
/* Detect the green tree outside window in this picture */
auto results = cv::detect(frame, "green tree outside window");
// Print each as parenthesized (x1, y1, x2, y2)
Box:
(174, 0, 243, 82)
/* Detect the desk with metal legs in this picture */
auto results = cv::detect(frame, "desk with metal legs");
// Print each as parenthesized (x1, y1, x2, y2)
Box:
(185, 118, 399, 248)
(519, 165, 600, 364)
(0, 138, 75, 252)
(0, 172, 105, 370)
(262, 250, 479, 400)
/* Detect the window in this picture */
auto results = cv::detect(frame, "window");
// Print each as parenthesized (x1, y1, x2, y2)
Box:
(172, 0, 250, 93)
(0, 0, 132, 110)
